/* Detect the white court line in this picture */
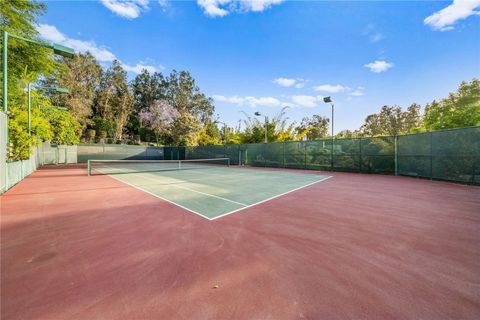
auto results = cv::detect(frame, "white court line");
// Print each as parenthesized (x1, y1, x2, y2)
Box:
(95, 166, 332, 221)
(100, 169, 211, 220)
(128, 169, 248, 207)
(209, 175, 333, 220)
(171, 184, 248, 206)
(100, 165, 247, 206)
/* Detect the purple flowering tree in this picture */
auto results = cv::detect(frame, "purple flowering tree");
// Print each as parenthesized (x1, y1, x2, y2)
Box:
(139, 100, 180, 145)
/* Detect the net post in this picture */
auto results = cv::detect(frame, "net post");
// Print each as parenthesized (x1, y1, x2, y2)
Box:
(227, 158, 230, 167)
(87, 160, 91, 176)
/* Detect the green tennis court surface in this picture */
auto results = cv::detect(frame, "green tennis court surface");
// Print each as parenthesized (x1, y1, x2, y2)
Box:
(89, 159, 331, 219)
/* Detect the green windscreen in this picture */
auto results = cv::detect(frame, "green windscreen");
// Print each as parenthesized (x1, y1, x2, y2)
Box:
(183, 127, 479, 184)
(0, 111, 7, 193)
(78, 144, 165, 162)
(240, 137, 395, 174)
(398, 127, 479, 184)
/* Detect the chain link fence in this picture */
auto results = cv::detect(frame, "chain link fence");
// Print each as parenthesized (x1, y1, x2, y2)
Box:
(0, 111, 7, 193)
(397, 126, 479, 184)
(3, 126, 478, 193)
(185, 127, 479, 184)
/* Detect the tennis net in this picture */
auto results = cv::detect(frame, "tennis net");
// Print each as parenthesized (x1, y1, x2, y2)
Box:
(87, 158, 230, 176)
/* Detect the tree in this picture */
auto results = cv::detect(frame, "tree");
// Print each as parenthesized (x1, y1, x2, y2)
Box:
(336, 130, 361, 138)
(128, 70, 167, 137)
(170, 112, 202, 146)
(162, 70, 215, 145)
(139, 100, 179, 145)
(165, 70, 215, 123)
(423, 79, 480, 130)
(295, 115, 329, 140)
(95, 60, 134, 140)
(113, 83, 135, 141)
(240, 107, 295, 143)
(1, 0, 55, 106)
(403, 103, 422, 132)
(360, 104, 423, 136)
(132, 70, 167, 112)
(44, 52, 102, 128)
(40, 105, 81, 145)
(198, 121, 223, 146)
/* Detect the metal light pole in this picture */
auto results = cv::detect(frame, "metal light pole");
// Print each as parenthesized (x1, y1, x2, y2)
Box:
(2, 31, 7, 113)
(2, 30, 74, 113)
(2, 30, 74, 161)
(323, 96, 334, 169)
(27, 84, 69, 134)
(254, 111, 268, 143)
(27, 83, 31, 135)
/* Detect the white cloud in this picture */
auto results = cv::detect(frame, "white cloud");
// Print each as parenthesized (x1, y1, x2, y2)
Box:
(100, 0, 149, 19)
(214, 94, 343, 109)
(239, 0, 284, 12)
(348, 87, 365, 97)
(197, 0, 284, 17)
(370, 33, 384, 43)
(245, 96, 281, 107)
(364, 60, 394, 73)
(36, 24, 116, 62)
(122, 63, 159, 74)
(291, 95, 319, 108)
(273, 77, 306, 88)
(197, 0, 231, 17)
(362, 23, 385, 43)
(274, 77, 296, 87)
(36, 24, 158, 74)
(212, 95, 245, 105)
(424, 0, 480, 31)
(158, 0, 169, 8)
(212, 95, 282, 107)
(313, 84, 347, 93)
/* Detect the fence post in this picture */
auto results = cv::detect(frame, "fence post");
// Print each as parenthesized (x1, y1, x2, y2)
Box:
(304, 141, 307, 169)
(430, 132, 433, 180)
(394, 135, 398, 176)
(359, 138, 362, 173)
(330, 139, 333, 171)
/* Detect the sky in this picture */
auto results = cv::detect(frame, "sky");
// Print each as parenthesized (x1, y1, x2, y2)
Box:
(37, 0, 480, 133)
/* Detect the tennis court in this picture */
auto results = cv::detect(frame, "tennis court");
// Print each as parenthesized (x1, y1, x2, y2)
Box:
(88, 158, 331, 219)
(2, 162, 480, 319)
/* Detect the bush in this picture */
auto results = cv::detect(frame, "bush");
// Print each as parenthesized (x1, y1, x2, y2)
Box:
(7, 106, 53, 161)
(86, 129, 96, 143)
(40, 105, 81, 145)
(92, 116, 116, 138)
(98, 130, 107, 139)
(8, 119, 36, 161)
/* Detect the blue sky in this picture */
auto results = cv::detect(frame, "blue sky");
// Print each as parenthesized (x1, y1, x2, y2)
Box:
(38, 0, 480, 132)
